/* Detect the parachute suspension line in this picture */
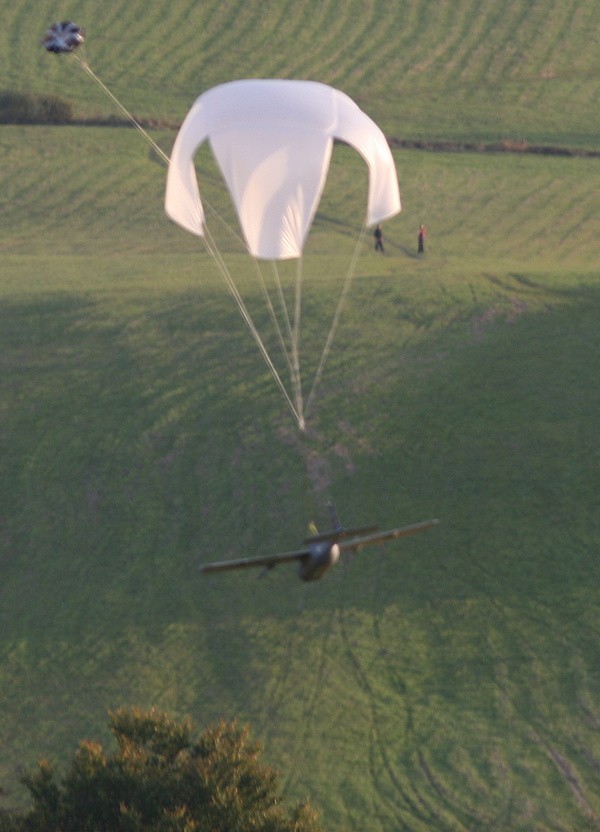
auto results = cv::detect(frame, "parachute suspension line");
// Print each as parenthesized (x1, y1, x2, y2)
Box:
(200, 219, 303, 430)
(253, 262, 296, 383)
(198, 204, 302, 430)
(64, 58, 301, 431)
(63, 58, 317, 433)
(198, 209, 300, 417)
(70, 54, 170, 166)
(270, 262, 305, 431)
(304, 224, 368, 420)
(203, 200, 248, 251)
(292, 258, 305, 431)
(270, 262, 294, 346)
(194, 209, 303, 429)
(71, 54, 250, 256)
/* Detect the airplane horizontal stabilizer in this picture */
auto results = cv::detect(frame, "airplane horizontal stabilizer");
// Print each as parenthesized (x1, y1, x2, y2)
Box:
(303, 524, 378, 545)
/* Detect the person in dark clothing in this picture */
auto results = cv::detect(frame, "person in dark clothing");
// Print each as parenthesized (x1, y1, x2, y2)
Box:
(374, 224, 384, 252)
(418, 224, 426, 254)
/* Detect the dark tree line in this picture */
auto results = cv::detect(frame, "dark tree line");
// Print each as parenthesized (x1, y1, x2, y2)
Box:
(0, 92, 74, 124)
(0, 707, 323, 832)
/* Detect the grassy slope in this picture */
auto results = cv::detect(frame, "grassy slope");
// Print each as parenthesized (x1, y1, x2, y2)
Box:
(1, 0, 599, 147)
(0, 1, 599, 829)
(1, 123, 599, 830)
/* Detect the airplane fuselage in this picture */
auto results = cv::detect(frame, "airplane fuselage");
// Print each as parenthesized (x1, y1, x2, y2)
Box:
(298, 541, 340, 581)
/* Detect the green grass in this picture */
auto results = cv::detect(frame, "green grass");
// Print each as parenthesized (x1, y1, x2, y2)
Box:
(1, 121, 599, 830)
(1, 0, 599, 147)
(1, 1, 600, 829)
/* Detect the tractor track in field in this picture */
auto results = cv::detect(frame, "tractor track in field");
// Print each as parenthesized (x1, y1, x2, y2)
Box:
(257, 627, 298, 746)
(336, 551, 457, 832)
(279, 595, 340, 797)
(338, 602, 452, 830)
(294, 606, 339, 749)
(436, 553, 600, 825)
(367, 552, 483, 831)
(490, 636, 600, 827)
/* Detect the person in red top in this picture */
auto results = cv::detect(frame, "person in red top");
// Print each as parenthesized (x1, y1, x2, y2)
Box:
(418, 224, 426, 253)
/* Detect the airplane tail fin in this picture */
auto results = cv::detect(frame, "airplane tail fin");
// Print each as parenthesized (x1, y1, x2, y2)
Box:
(303, 502, 377, 545)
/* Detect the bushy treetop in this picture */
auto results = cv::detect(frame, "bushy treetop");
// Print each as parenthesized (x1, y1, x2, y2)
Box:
(0, 707, 323, 832)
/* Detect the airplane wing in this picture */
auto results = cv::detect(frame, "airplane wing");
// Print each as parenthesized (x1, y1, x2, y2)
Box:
(338, 518, 439, 554)
(200, 548, 310, 574)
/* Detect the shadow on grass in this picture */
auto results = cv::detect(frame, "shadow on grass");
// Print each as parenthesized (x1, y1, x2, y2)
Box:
(1, 281, 600, 828)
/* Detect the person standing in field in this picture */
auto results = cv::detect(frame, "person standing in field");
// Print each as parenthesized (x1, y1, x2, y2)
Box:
(418, 224, 426, 254)
(374, 224, 384, 252)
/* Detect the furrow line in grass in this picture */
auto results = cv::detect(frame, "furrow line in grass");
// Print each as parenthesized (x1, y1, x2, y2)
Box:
(337, 605, 445, 830)
(517, 3, 577, 79)
(380, 0, 423, 59)
(486, 583, 583, 674)
(174, 0, 257, 79)
(314, 0, 397, 92)
(401, 0, 488, 86)
(320, 2, 424, 100)
(486, 632, 560, 824)
(508, 668, 600, 826)
(392, 0, 437, 84)
(235, 1, 320, 82)
(264, 0, 369, 82)
(104, 4, 194, 85)
(90, 0, 132, 40)
(510, 0, 572, 78)
(396, 592, 502, 830)
(309, 0, 404, 88)
(337, 617, 418, 830)
(477, 0, 541, 84)
(78, 18, 209, 109)
(453, 552, 600, 812)
(414, 747, 493, 831)
(254, 623, 302, 751)
(493, 177, 596, 260)
(168, 1, 273, 88)
(534, 197, 597, 263)
(533, 1, 600, 82)
(485, 177, 564, 247)
(535, 734, 600, 824)
(481, 5, 544, 83)
(12, 0, 51, 60)
(280, 607, 341, 798)
(556, 193, 600, 258)
(3, 0, 30, 70)
(439, 0, 500, 86)
(87, 1, 225, 97)
(138, 42, 210, 102)
(257, 0, 334, 79)
(368, 549, 422, 798)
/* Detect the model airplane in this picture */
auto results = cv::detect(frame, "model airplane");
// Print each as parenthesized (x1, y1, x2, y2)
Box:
(200, 502, 439, 582)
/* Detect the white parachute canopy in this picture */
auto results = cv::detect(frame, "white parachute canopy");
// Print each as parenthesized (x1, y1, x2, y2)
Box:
(165, 79, 401, 260)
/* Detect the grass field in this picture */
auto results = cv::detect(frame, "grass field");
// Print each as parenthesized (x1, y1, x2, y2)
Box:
(1, 1, 600, 830)
(2, 0, 599, 147)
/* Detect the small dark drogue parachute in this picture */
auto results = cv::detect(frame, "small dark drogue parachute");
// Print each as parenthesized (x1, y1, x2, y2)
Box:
(43, 21, 85, 54)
